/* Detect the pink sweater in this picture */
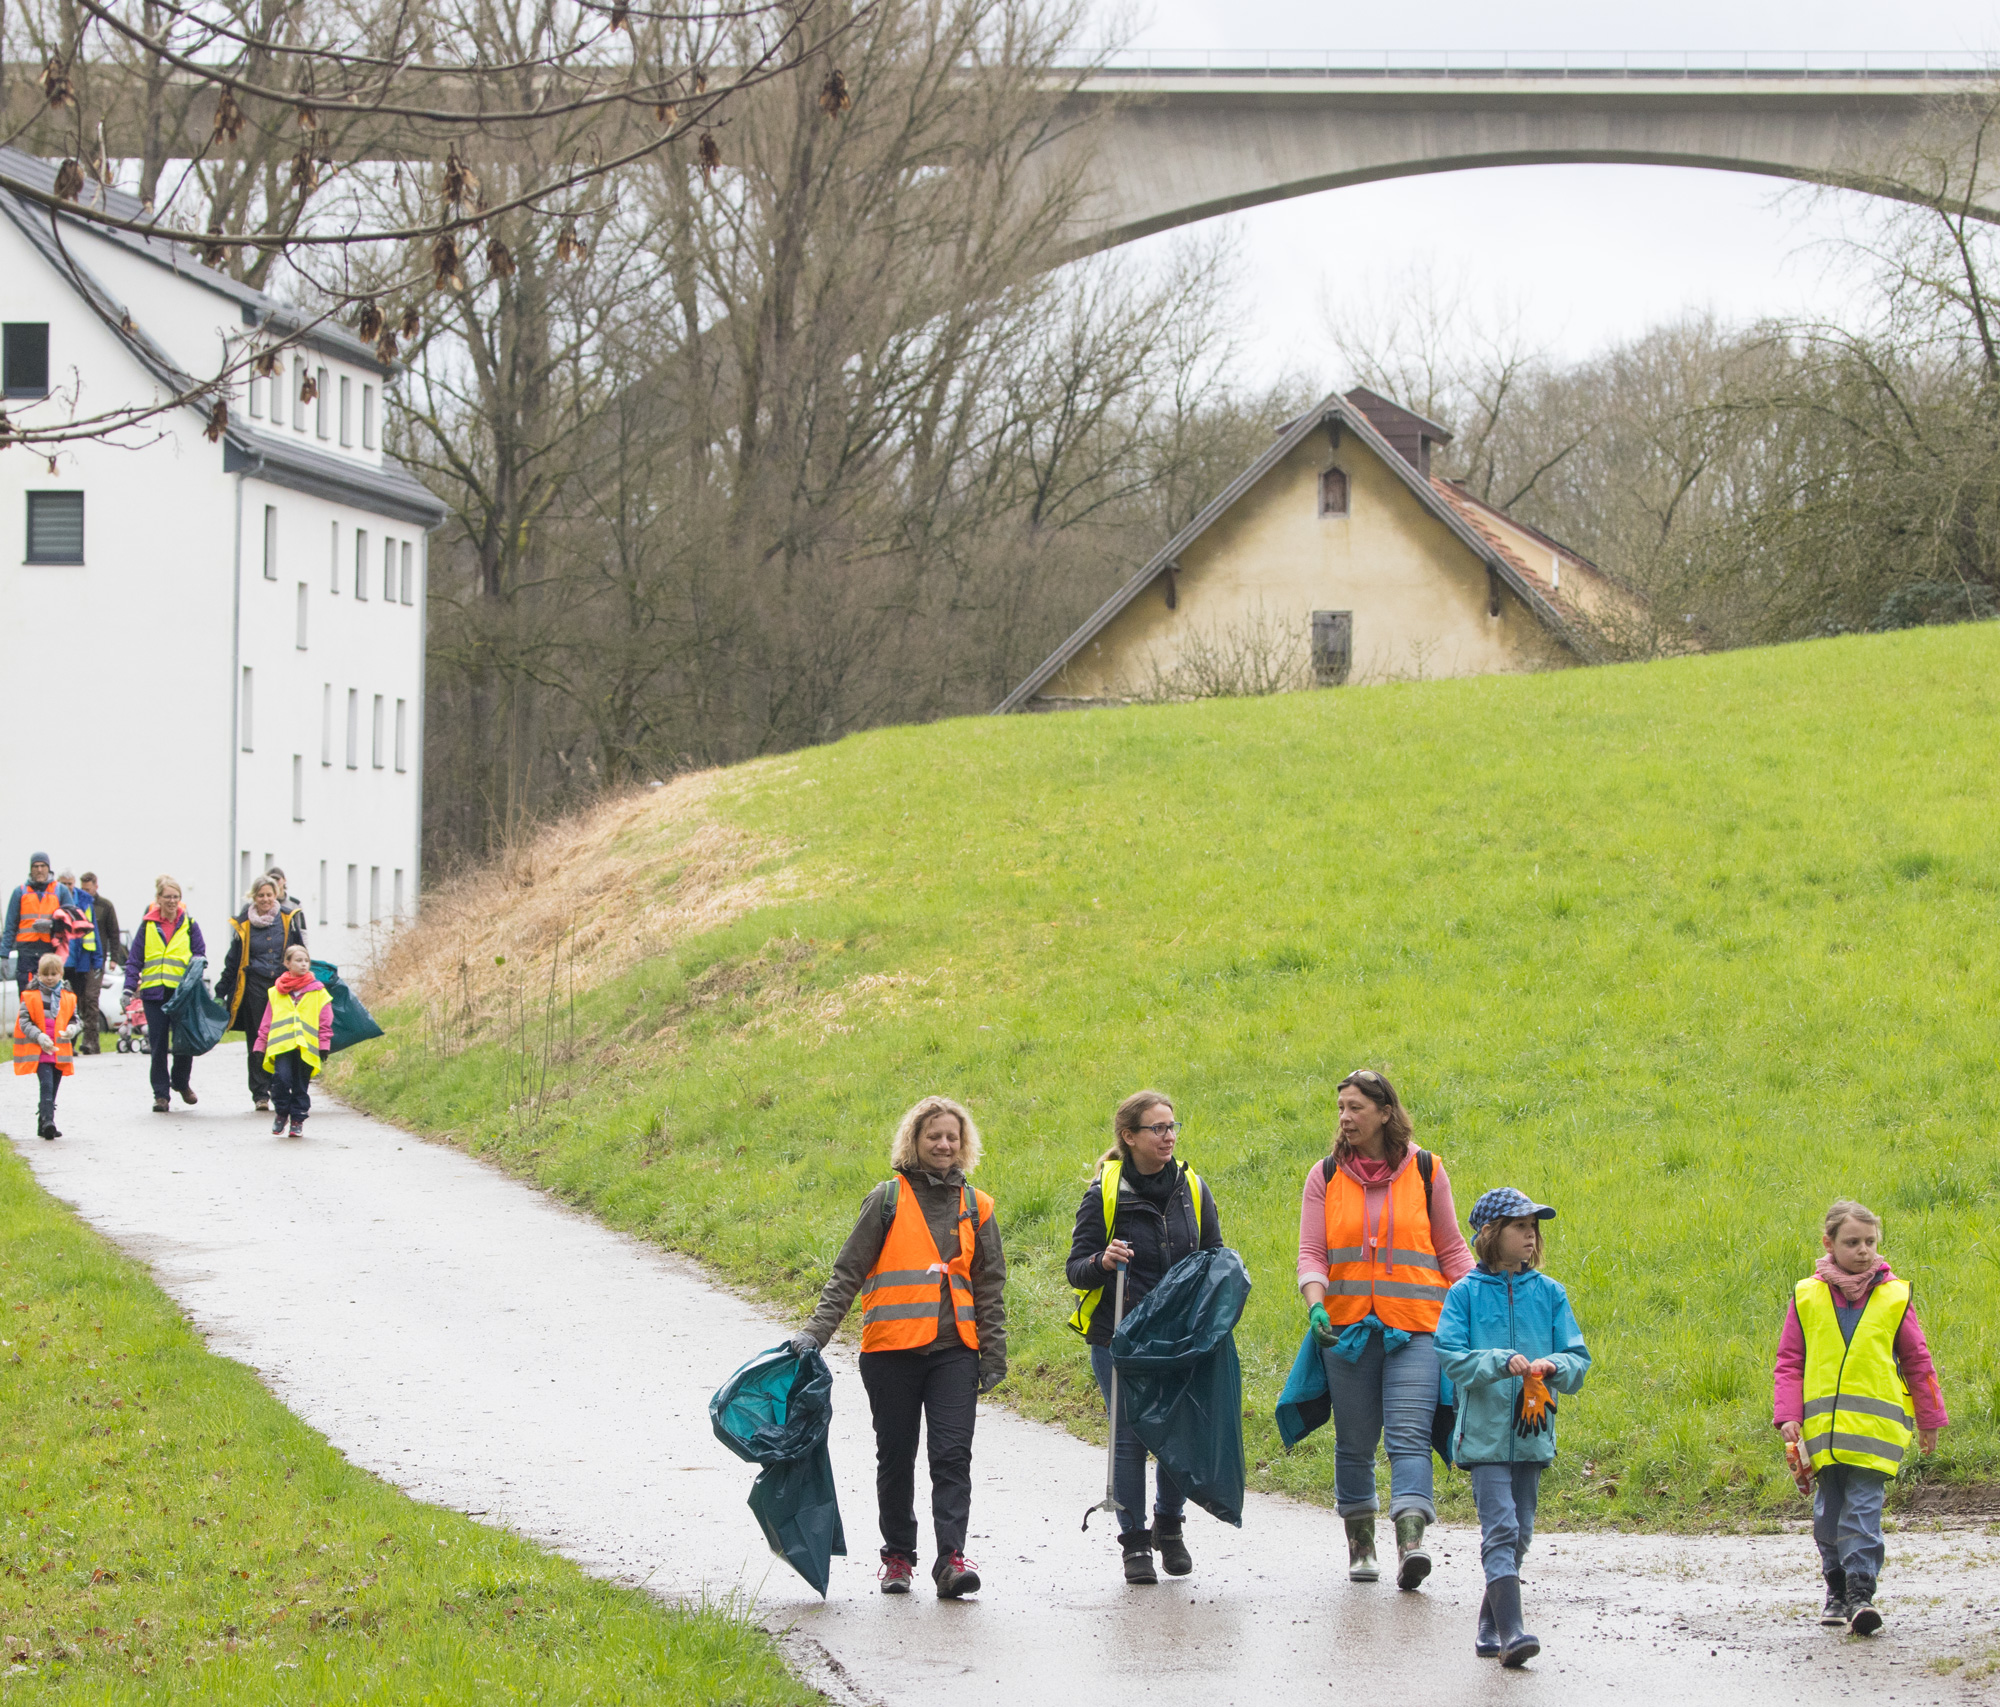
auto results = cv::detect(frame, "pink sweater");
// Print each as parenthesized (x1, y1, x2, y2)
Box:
(1771, 1265, 1948, 1430)
(1296, 1150, 1475, 1295)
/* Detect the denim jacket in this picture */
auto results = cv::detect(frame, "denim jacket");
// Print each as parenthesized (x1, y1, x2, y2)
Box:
(1435, 1265, 1590, 1466)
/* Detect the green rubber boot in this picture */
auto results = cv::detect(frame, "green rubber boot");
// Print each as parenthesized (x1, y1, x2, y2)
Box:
(1345, 1515, 1379, 1583)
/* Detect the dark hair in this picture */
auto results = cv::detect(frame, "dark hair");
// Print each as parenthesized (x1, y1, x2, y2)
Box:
(1474, 1216, 1544, 1269)
(1332, 1069, 1414, 1168)
(78, 871, 96, 884)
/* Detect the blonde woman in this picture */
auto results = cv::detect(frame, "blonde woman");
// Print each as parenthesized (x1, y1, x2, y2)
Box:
(1065, 1089, 1222, 1584)
(788, 1096, 1007, 1599)
(121, 875, 206, 1113)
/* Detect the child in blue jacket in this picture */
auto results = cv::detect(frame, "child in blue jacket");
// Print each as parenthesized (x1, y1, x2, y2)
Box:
(1435, 1187, 1591, 1670)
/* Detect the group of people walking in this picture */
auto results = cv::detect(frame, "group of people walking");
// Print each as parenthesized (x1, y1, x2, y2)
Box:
(8, 854, 336, 1140)
(788, 1070, 1948, 1664)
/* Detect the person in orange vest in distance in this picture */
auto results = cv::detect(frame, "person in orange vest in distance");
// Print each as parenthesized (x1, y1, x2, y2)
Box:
(1297, 1069, 1475, 1589)
(3, 854, 76, 994)
(788, 1095, 1007, 1599)
(14, 952, 81, 1139)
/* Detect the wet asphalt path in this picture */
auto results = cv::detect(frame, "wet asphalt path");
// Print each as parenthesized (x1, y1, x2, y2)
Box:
(10, 1056, 2000, 1704)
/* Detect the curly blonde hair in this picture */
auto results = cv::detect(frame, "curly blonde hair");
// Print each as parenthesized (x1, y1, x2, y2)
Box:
(889, 1095, 982, 1174)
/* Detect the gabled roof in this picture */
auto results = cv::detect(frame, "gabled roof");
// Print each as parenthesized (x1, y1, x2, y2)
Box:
(1428, 479, 1617, 618)
(0, 147, 444, 528)
(993, 388, 1587, 713)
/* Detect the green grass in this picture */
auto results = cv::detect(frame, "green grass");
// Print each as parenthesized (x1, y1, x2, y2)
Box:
(0, 1145, 812, 1703)
(336, 624, 2000, 1530)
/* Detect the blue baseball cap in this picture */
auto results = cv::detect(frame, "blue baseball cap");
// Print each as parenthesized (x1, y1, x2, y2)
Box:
(1469, 1187, 1557, 1229)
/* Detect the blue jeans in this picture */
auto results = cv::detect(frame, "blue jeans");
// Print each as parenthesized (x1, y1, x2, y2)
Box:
(1090, 1345, 1185, 1537)
(1468, 1461, 1542, 1582)
(1322, 1331, 1438, 1522)
(1814, 1464, 1888, 1583)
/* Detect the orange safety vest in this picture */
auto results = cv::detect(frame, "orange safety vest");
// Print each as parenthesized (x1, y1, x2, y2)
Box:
(14, 884, 62, 948)
(1322, 1154, 1449, 1332)
(13, 986, 77, 1077)
(858, 1177, 994, 1353)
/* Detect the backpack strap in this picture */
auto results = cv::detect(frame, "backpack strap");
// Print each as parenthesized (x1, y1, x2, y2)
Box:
(879, 1176, 900, 1232)
(1417, 1149, 1434, 1215)
(1321, 1155, 1337, 1186)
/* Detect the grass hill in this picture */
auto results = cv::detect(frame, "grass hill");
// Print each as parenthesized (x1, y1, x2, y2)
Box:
(334, 624, 2000, 1529)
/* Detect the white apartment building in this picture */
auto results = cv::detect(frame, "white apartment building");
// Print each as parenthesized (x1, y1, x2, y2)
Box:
(0, 147, 445, 963)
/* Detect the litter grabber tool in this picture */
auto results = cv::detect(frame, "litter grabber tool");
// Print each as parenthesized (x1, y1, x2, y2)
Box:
(1082, 1261, 1128, 1531)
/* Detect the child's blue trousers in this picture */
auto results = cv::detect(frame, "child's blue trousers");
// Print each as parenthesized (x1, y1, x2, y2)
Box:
(1468, 1461, 1543, 1583)
(1813, 1464, 1888, 1583)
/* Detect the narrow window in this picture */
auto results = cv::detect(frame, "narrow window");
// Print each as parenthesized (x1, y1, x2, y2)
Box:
(314, 367, 330, 439)
(339, 375, 352, 446)
(295, 582, 309, 650)
(369, 866, 382, 925)
(291, 755, 304, 822)
(248, 371, 265, 418)
(400, 541, 414, 605)
(25, 492, 84, 563)
(362, 383, 378, 450)
(345, 688, 359, 769)
(354, 528, 368, 600)
(317, 860, 328, 927)
(1487, 567, 1503, 618)
(1319, 466, 1349, 518)
(262, 504, 278, 580)
(240, 851, 253, 896)
(1310, 611, 1354, 688)
(383, 535, 395, 603)
(262, 851, 273, 876)
(240, 666, 254, 750)
(394, 699, 408, 771)
(292, 358, 308, 431)
(329, 520, 340, 593)
(371, 695, 385, 768)
(2, 324, 50, 399)
(321, 683, 333, 766)
(393, 868, 405, 918)
(345, 864, 359, 928)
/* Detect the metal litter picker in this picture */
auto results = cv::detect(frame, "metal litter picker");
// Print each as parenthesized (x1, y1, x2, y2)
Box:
(1082, 1262, 1128, 1530)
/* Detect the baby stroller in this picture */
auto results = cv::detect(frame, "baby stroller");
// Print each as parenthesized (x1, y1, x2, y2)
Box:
(115, 994, 149, 1054)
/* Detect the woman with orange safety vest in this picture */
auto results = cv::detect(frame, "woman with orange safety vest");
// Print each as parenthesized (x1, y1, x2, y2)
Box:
(789, 1095, 1007, 1600)
(1296, 1069, 1474, 1591)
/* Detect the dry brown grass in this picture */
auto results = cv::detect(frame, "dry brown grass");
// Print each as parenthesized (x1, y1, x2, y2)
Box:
(362, 768, 799, 1027)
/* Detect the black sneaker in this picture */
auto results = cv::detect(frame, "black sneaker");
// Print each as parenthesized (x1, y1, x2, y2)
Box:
(271, 1113, 288, 1135)
(1821, 1570, 1848, 1626)
(288, 1119, 305, 1138)
(934, 1551, 981, 1598)
(1847, 1587, 1883, 1637)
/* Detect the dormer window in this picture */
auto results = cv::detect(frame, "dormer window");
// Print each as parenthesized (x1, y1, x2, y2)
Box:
(1319, 466, 1349, 518)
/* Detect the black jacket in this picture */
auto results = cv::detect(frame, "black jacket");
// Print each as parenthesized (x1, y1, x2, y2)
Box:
(1065, 1160, 1223, 1346)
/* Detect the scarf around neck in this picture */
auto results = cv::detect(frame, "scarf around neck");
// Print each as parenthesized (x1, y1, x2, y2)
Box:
(1815, 1253, 1887, 1306)
(246, 902, 280, 928)
(274, 970, 320, 996)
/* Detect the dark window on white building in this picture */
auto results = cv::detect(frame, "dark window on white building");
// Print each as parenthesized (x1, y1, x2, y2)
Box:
(1319, 466, 1350, 518)
(2, 324, 50, 399)
(26, 491, 84, 563)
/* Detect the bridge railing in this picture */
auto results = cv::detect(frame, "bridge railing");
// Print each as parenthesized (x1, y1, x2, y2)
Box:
(1078, 48, 1995, 79)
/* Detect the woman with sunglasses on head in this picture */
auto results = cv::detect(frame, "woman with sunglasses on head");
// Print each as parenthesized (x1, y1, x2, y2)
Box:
(1298, 1069, 1474, 1590)
(1066, 1089, 1223, 1585)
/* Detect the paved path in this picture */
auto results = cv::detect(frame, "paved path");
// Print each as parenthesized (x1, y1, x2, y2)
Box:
(11, 1057, 1999, 1704)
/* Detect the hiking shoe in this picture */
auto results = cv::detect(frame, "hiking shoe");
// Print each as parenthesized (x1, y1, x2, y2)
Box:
(1395, 1512, 1432, 1590)
(176, 1086, 198, 1105)
(1846, 1577, 1882, 1636)
(1821, 1570, 1848, 1626)
(152, 1098, 170, 1114)
(877, 1555, 915, 1595)
(1345, 1515, 1379, 1583)
(934, 1551, 980, 1598)
(271, 1114, 288, 1135)
(1153, 1515, 1192, 1577)
(254, 1097, 271, 1113)
(1121, 1530, 1157, 1585)
(288, 1119, 305, 1138)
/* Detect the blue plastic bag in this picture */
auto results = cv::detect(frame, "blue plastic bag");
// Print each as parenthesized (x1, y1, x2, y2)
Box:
(711, 1344, 846, 1596)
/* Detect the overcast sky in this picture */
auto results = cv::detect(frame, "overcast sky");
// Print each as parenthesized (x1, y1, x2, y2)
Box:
(1092, 1, 2000, 388)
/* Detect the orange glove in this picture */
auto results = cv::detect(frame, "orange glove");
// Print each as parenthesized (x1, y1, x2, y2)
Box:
(1513, 1370, 1555, 1438)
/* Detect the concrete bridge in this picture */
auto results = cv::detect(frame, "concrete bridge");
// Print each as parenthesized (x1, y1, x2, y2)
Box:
(1053, 52, 1997, 252)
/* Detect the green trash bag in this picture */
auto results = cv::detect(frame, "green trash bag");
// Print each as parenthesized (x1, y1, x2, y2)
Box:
(309, 960, 384, 1053)
(163, 957, 229, 1056)
(1111, 1247, 1252, 1528)
(710, 1344, 846, 1596)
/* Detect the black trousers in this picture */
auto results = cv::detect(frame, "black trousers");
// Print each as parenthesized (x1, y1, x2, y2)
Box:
(35, 1063, 61, 1128)
(65, 967, 102, 1052)
(857, 1342, 978, 1565)
(270, 1053, 312, 1123)
(142, 1000, 193, 1100)
(236, 976, 275, 1101)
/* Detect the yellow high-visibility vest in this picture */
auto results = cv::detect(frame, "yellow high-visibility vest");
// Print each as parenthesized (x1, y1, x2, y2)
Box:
(137, 916, 192, 992)
(1797, 1274, 1915, 1476)
(261, 987, 331, 1076)
(1067, 1160, 1207, 1338)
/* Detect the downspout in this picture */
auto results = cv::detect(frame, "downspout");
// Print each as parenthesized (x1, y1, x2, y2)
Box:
(228, 471, 244, 911)
(413, 527, 428, 913)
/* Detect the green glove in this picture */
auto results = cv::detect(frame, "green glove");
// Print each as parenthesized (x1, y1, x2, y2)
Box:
(1308, 1302, 1336, 1346)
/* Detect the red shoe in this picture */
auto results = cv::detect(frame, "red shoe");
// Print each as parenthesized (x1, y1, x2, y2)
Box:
(877, 1555, 916, 1595)
(933, 1551, 981, 1599)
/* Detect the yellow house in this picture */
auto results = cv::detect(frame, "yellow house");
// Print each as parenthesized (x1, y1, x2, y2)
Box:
(997, 387, 1634, 712)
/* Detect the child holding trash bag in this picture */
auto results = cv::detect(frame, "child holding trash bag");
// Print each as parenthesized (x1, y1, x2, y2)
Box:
(14, 953, 81, 1139)
(786, 1095, 1006, 1599)
(1065, 1089, 1222, 1584)
(1434, 1188, 1591, 1669)
(1772, 1199, 1946, 1637)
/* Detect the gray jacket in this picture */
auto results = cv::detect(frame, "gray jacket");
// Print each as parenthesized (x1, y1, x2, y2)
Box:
(804, 1168, 1007, 1383)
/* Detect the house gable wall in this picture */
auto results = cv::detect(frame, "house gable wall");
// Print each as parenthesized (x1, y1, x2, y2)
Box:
(1043, 427, 1567, 700)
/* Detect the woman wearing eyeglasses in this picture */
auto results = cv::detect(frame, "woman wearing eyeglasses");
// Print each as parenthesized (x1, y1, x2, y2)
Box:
(1298, 1069, 1474, 1591)
(1066, 1089, 1223, 1585)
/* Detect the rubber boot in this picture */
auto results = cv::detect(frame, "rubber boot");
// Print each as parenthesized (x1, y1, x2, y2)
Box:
(1394, 1512, 1432, 1590)
(1820, 1569, 1848, 1626)
(1121, 1529, 1157, 1585)
(1475, 1585, 1500, 1657)
(1489, 1575, 1539, 1668)
(1153, 1515, 1192, 1577)
(1845, 1575, 1882, 1636)
(1345, 1516, 1378, 1583)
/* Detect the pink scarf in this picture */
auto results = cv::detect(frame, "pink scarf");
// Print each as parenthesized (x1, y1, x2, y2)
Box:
(1815, 1254, 1887, 1306)
(246, 901, 279, 927)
